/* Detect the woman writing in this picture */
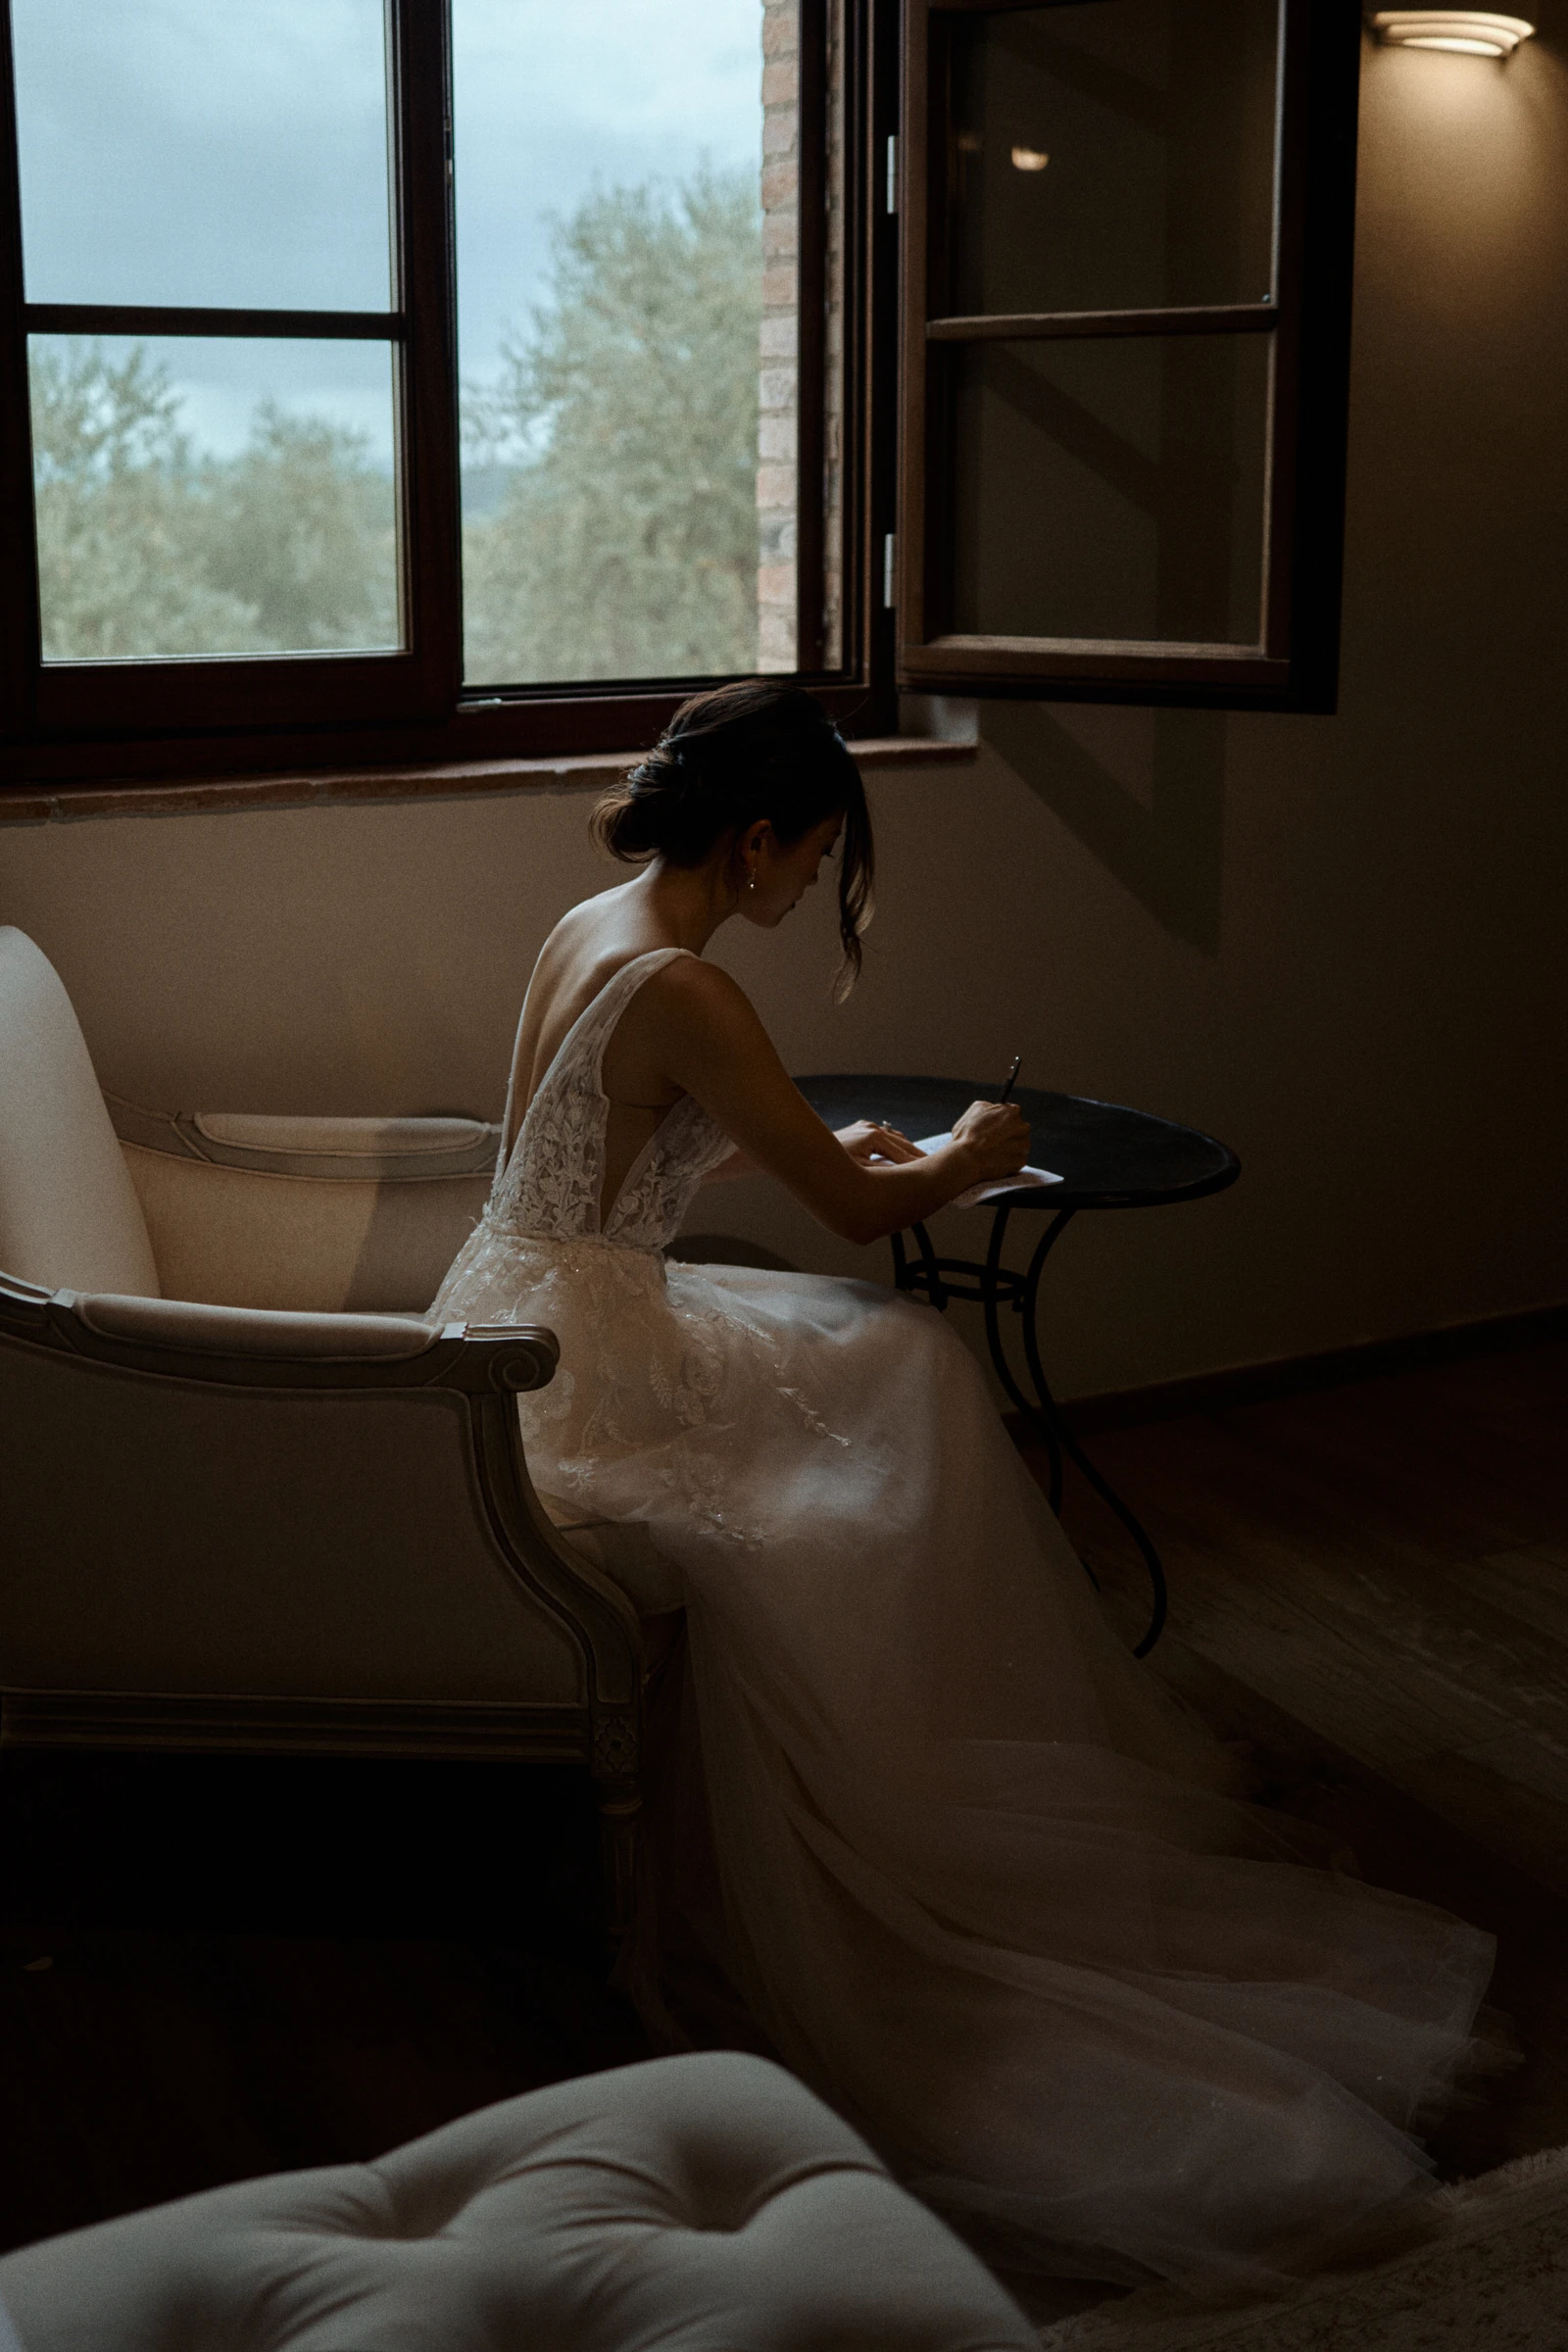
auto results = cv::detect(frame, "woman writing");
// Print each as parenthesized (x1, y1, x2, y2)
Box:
(430, 679, 1496, 2291)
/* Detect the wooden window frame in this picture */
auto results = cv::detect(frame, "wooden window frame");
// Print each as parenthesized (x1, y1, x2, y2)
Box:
(0, 0, 463, 748)
(896, 0, 1364, 711)
(0, 0, 902, 789)
(0, 0, 1367, 789)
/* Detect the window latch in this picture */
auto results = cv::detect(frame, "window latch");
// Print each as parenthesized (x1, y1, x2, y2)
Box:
(886, 134, 898, 217)
(883, 533, 897, 611)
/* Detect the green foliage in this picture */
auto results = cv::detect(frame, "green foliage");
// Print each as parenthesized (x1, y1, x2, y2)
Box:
(198, 403, 398, 653)
(461, 168, 762, 686)
(25, 162, 764, 681)
(29, 343, 397, 661)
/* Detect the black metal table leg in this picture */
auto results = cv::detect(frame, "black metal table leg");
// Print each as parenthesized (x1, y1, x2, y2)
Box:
(1016, 1216, 1168, 1657)
(978, 1206, 1064, 1513)
(809, 1072, 1236, 1663)
(887, 1204, 1169, 1658)
(910, 1220, 949, 1310)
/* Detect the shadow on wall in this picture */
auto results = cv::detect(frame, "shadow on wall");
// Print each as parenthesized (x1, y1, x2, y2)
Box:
(982, 701, 1227, 953)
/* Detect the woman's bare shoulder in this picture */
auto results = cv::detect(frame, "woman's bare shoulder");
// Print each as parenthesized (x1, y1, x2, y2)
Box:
(645, 949, 753, 1011)
(634, 955, 766, 1061)
(537, 884, 634, 964)
(527, 887, 645, 1001)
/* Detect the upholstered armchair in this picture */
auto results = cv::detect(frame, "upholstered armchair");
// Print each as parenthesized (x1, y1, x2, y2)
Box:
(0, 926, 662, 1930)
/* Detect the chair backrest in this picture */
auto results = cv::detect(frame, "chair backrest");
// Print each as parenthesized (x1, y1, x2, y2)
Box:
(0, 927, 160, 1297)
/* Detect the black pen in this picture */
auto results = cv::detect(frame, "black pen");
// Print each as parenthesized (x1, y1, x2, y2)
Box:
(999, 1054, 1021, 1104)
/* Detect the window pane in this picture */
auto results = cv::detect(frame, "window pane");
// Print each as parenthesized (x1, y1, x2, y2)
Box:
(454, 0, 776, 686)
(945, 0, 1279, 319)
(12, 0, 392, 311)
(948, 334, 1269, 645)
(29, 336, 401, 661)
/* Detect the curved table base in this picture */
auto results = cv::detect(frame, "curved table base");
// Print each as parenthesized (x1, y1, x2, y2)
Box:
(890, 1206, 1168, 1657)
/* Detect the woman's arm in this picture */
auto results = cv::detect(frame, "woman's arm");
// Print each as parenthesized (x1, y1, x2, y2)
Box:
(655, 960, 1029, 1246)
(701, 1120, 914, 1187)
(701, 1144, 757, 1183)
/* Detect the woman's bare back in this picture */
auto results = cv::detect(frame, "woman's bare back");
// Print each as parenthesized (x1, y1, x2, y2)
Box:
(509, 886, 694, 1225)
(502, 851, 1026, 1247)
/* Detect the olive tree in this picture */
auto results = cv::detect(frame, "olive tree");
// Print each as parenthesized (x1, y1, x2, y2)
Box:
(462, 167, 762, 685)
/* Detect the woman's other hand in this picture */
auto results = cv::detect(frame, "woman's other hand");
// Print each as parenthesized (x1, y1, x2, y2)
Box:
(645, 956, 1032, 1245)
(835, 1120, 923, 1166)
(951, 1100, 1031, 1181)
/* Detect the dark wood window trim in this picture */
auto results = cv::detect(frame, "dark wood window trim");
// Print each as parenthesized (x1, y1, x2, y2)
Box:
(0, 0, 462, 744)
(896, 0, 1363, 712)
(0, 0, 1366, 787)
(0, 0, 901, 789)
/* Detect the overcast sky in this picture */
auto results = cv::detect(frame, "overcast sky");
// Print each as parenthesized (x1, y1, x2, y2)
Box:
(14, 0, 763, 462)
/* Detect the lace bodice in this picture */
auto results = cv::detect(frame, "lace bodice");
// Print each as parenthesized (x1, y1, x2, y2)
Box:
(481, 947, 733, 1253)
(427, 944, 847, 1549)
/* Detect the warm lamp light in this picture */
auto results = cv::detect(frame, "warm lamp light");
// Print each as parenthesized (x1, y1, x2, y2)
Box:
(1010, 145, 1050, 172)
(1372, 12, 1535, 55)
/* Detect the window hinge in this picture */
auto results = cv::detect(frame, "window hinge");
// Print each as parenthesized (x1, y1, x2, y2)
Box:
(883, 533, 897, 610)
(886, 134, 899, 217)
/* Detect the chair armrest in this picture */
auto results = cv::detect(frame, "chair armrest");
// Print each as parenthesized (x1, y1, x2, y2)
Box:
(36, 1287, 555, 1395)
(0, 1270, 644, 1742)
(107, 1095, 500, 1181)
(74, 1293, 443, 1362)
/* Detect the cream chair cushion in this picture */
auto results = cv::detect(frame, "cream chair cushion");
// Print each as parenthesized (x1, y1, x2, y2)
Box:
(0, 928, 160, 1297)
(0, 2054, 1033, 2351)
(121, 1143, 488, 1314)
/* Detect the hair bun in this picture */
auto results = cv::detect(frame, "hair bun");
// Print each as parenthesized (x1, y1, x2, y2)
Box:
(599, 736, 712, 859)
(588, 680, 871, 994)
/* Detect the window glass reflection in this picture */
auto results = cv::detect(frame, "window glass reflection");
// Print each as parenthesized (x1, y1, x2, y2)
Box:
(950, 333, 1269, 645)
(946, 0, 1279, 318)
(12, 0, 392, 311)
(30, 336, 402, 661)
(454, 0, 774, 686)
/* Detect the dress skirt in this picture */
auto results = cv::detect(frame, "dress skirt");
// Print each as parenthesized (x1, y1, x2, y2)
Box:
(431, 1229, 1499, 2287)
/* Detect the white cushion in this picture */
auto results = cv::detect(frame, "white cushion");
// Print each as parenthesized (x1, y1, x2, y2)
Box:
(0, 928, 160, 1297)
(120, 1143, 490, 1314)
(0, 2054, 1033, 2351)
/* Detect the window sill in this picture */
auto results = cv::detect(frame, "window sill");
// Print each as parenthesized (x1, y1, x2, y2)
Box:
(0, 734, 978, 828)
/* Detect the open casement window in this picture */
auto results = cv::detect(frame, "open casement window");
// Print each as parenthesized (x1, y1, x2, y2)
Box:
(0, 0, 889, 782)
(896, 0, 1362, 710)
(0, 0, 1366, 787)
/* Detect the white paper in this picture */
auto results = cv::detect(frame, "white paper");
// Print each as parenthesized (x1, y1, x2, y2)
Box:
(909, 1132, 1063, 1210)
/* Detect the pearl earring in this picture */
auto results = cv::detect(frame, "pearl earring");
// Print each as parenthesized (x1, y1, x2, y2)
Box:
(748, 872, 758, 893)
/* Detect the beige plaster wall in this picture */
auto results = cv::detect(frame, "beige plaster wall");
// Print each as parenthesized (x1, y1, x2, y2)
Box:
(2, 31, 1565, 1401)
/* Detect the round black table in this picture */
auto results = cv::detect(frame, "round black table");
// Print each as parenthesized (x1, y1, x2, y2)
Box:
(795, 1076, 1241, 1656)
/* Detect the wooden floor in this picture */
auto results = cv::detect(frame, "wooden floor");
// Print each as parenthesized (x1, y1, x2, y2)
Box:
(1034, 1332, 1568, 2179)
(3, 1334, 1565, 2254)
(0, 1758, 652, 2253)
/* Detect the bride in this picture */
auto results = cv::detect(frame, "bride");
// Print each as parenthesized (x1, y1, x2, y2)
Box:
(429, 680, 1497, 2290)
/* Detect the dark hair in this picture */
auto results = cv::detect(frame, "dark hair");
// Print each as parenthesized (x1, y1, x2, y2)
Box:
(592, 680, 874, 993)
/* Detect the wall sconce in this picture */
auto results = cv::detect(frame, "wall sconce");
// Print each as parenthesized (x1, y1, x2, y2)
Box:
(1371, 12, 1535, 55)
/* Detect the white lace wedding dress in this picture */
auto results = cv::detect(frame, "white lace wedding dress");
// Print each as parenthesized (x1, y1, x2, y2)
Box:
(429, 948, 1497, 2288)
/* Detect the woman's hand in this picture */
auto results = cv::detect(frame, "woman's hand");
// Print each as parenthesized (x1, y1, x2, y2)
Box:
(951, 1099, 1031, 1182)
(835, 1120, 923, 1167)
(642, 956, 1034, 1246)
